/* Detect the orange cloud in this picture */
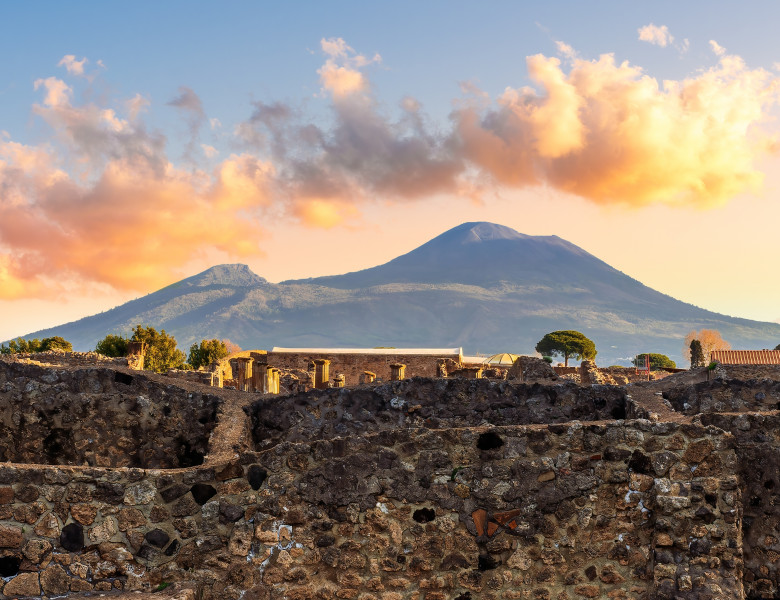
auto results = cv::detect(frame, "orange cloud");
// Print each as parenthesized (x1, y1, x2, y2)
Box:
(0, 143, 273, 299)
(456, 49, 780, 206)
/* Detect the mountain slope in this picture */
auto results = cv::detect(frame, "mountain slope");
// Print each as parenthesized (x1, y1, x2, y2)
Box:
(17, 222, 780, 365)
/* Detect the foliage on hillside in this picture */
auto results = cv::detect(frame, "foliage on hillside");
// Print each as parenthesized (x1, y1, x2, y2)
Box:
(0, 336, 72, 354)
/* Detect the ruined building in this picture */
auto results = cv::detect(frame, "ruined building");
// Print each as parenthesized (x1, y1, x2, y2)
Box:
(0, 351, 777, 599)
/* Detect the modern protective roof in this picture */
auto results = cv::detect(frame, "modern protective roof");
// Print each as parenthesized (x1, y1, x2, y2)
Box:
(711, 350, 780, 365)
(270, 347, 462, 356)
(483, 353, 521, 366)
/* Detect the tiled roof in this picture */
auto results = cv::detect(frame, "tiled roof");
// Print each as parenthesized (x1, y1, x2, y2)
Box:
(711, 350, 780, 365)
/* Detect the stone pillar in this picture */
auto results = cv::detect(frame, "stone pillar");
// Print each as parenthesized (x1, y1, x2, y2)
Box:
(263, 366, 274, 394)
(236, 357, 253, 392)
(333, 374, 345, 388)
(126, 342, 145, 370)
(272, 369, 280, 394)
(390, 363, 406, 381)
(314, 359, 330, 390)
(360, 371, 376, 384)
(251, 361, 264, 392)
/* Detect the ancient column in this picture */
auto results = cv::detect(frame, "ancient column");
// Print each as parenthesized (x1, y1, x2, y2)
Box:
(333, 374, 345, 388)
(235, 357, 252, 392)
(390, 363, 406, 381)
(271, 369, 281, 394)
(360, 371, 376, 384)
(314, 359, 331, 390)
(251, 360, 264, 392)
(263, 366, 274, 394)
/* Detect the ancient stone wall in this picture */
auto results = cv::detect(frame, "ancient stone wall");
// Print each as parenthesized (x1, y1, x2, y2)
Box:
(246, 378, 628, 451)
(0, 420, 743, 600)
(0, 353, 770, 599)
(265, 351, 460, 386)
(0, 360, 219, 469)
(664, 378, 780, 415)
(697, 412, 780, 598)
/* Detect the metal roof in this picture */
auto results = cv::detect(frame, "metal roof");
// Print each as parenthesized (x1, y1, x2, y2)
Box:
(270, 347, 462, 356)
(711, 350, 780, 365)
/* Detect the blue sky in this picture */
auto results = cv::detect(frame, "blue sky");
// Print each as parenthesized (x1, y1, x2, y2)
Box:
(2, 1, 780, 341)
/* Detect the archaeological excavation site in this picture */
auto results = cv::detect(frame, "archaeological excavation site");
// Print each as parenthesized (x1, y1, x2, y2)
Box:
(0, 349, 779, 600)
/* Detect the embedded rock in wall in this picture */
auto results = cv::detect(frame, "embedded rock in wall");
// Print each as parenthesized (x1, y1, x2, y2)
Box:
(507, 355, 557, 381)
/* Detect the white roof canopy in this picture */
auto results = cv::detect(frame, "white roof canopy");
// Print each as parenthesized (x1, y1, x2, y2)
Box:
(270, 347, 462, 356)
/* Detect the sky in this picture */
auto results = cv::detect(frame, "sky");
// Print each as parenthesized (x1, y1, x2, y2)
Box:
(2, 1, 780, 342)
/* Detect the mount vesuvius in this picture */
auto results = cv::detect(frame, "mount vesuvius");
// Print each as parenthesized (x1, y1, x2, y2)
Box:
(17, 222, 780, 365)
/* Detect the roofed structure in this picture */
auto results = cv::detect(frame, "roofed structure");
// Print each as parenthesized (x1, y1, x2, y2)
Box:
(711, 349, 780, 365)
(271, 347, 462, 356)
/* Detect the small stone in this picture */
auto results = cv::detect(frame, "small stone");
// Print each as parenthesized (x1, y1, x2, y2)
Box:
(88, 517, 117, 544)
(537, 471, 556, 482)
(34, 512, 60, 538)
(118, 508, 147, 531)
(574, 584, 601, 598)
(40, 563, 70, 595)
(145, 528, 170, 548)
(124, 481, 157, 505)
(0, 525, 23, 548)
(23, 539, 52, 562)
(3, 572, 41, 596)
(71, 503, 99, 525)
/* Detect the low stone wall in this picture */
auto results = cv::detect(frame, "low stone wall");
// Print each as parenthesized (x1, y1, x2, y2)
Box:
(246, 378, 629, 450)
(265, 351, 460, 385)
(0, 360, 220, 468)
(664, 378, 780, 415)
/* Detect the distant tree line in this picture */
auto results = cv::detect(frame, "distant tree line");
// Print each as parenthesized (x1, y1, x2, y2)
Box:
(0, 336, 72, 354)
(94, 326, 239, 373)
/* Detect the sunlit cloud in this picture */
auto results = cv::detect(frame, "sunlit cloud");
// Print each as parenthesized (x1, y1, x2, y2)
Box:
(454, 48, 780, 206)
(317, 37, 381, 98)
(3, 41, 780, 300)
(710, 40, 727, 57)
(638, 23, 674, 47)
(58, 55, 88, 77)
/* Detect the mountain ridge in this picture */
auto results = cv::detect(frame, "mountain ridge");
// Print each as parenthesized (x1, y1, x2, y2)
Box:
(13, 222, 780, 365)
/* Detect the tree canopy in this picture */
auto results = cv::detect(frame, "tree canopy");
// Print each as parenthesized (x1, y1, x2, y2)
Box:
(633, 353, 676, 370)
(689, 340, 705, 368)
(0, 336, 72, 354)
(535, 330, 596, 367)
(95, 334, 130, 358)
(130, 325, 186, 373)
(683, 329, 730, 366)
(188, 339, 233, 370)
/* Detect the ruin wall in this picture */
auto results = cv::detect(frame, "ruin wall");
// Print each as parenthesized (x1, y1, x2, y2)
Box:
(265, 351, 460, 385)
(0, 420, 743, 600)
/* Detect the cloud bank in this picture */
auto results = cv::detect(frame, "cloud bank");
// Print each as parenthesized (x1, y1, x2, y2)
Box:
(2, 41, 779, 298)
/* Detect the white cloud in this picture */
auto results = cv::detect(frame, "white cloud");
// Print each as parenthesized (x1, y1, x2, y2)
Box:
(58, 55, 88, 76)
(710, 40, 727, 56)
(638, 24, 674, 47)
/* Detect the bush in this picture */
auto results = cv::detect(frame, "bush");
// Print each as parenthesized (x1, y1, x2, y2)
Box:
(95, 334, 129, 357)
